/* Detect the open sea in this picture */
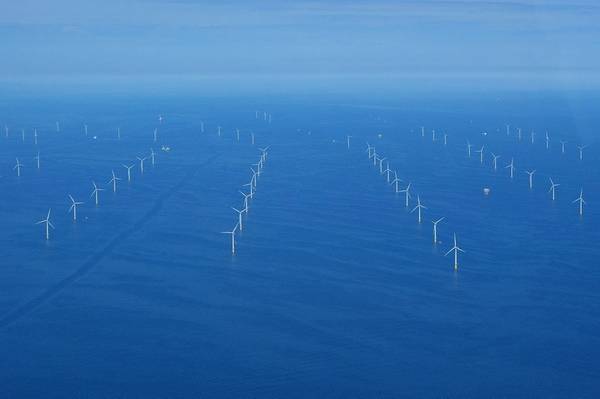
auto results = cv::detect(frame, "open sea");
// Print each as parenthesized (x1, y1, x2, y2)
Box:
(0, 89, 599, 398)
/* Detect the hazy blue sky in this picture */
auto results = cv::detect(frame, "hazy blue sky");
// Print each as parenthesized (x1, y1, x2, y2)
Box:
(1, 1, 599, 88)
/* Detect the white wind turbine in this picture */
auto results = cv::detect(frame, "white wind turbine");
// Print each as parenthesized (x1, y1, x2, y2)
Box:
(239, 191, 251, 209)
(346, 135, 352, 149)
(466, 141, 472, 157)
(411, 195, 427, 223)
(545, 131, 550, 149)
(548, 178, 560, 201)
(445, 233, 464, 271)
(432, 217, 445, 244)
(34, 152, 40, 169)
(122, 163, 135, 182)
(68, 195, 84, 221)
(221, 223, 238, 254)
(36, 208, 54, 240)
(232, 207, 246, 231)
(560, 140, 567, 154)
(90, 180, 104, 205)
(577, 145, 587, 161)
(150, 148, 156, 166)
(399, 183, 411, 207)
(34, 129, 38, 145)
(200, 121, 205, 133)
(107, 170, 121, 193)
(153, 128, 158, 142)
(14, 158, 23, 177)
(505, 158, 515, 179)
(476, 145, 485, 164)
(491, 153, 501, 171)
(378, 157, 387, 174)
(531, 130, 535, 144)
(572, 189, 585, 216)
(136, 156, 148, 174)
(517, 128, 522, 141)
(525, 170, 536, 189)
(390, 172, 402, 193)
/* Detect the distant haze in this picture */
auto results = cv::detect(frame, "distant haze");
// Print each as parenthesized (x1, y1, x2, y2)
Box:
(2, 1, 599, 89)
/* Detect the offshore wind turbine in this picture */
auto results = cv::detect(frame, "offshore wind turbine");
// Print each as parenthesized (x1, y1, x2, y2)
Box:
(34, 129, 38, 145)
(117, 127, 121, 140)
(239, 191, 251, 209)
(84, 124, 88, 136)
(577, 145, 587, 161)
(136, 156, 148, 174)
(399, 183, 411, 207)
(518, 128, 522, 141)
(68, 195, 84, 221)
(236, 128, 240, 142)
(445, 233, 464, 271)
(153, 128, 158, 142)
(491, 153, 501, 171)
(200, 121, 205, 133)
(548, 178, 560, 201)
(383, 163, 392, 182)
(346, 135, 352, 149)
(36, 208, 54, 240)
(432, 217, 445, 244)
(107, 170, 121, 193)
(411, 195, 427, 223)
(531, 130, 535, 144)
(476, 145, 485, 164)
(390, 172, 402, 193)
(466, 141, 472, 157)
(232, 207, 246, 231)
(560, 140, 567, 154)
(545, 131, 550, 149)
(525, 170, 536, 189)
(421, 126, 425, 137)
(573, 189, 585, 216)
(4, 125, 8, 137)
(34, 152, 40, 169)
(432, 129, 436, 142)
(122, 163, 134, 182)
(378, 157, 386, 174)
(505, 158, 515, 179)
(150, 148, 156, 166)
(443, 134, 447, 146)
(90, 180, 104, 205)
(14, 158, 23, 177)
(251, 132, 255, 145)
(217, 126, 222, 137)
(221, 223, 238, 254)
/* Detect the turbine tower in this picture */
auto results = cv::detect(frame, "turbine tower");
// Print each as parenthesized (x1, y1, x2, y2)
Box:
(36, 208, 55, 240)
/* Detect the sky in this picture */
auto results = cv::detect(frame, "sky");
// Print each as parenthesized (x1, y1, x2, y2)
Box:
(1, 0, 599, 89)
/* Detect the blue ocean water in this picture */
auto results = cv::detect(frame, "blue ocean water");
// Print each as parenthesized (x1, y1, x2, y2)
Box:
(0, 90, 599, 398)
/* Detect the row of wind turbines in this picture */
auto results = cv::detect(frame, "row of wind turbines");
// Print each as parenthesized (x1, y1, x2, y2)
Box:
(35, 148, 159, 240)
(222, 147, 270, 254)
(416, 126, 589, 216)
(365, 143, 464, 270)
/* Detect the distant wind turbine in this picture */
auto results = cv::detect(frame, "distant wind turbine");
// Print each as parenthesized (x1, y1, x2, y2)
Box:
(136, 156, 148, 174)
(90, 180, 104, 205)
(548, 178, 560, 201)
(411, 195, 427, 223)
(572, 189, 585, 216)
(505, 158, 515, 179)
(445, 233, 465, 271)
(491, 153, 501, 171)
(525, 170, 536, 189)
(232, 207, 246, 231)
(432, 217, 445, 244)
(399, 183, 411, 207)
(221, 223, 238, 254)
(122, 163, 134, 182)
(577, 145, 587, 161)
(107, 170, 121, 193)
(14, 158, 23, 177)
(36, 208, 54, 240)
(68, 195, 84, 221)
